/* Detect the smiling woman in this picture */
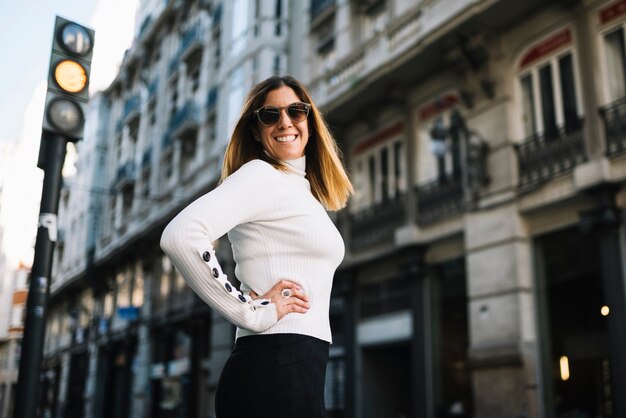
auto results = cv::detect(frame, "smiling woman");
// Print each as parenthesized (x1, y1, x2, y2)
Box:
(160, 75, 353, 417)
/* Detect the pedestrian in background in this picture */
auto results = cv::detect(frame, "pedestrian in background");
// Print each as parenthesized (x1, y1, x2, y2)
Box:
(160, 75, 352, 417)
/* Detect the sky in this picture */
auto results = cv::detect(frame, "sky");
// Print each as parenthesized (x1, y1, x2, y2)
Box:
(0, 0, 139, 268)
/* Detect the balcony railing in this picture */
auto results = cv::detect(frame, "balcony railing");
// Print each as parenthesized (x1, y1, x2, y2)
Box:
(115, 161, 137, 189)
(180, 24, 204, 58)
(416, 177, 464, 226)
(350, 195, 406, 250)
(514, 125, 587, 188)
(168, 102, 199, 138)
(600, 97, 626, 157)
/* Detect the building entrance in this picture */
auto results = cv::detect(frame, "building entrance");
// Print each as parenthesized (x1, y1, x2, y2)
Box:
(535, 227, 613, 417)
(361, 343, 411, 418)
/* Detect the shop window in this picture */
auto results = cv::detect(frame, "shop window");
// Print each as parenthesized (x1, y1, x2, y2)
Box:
(535, 227, 612, 417)
(431, 259, 473, 417)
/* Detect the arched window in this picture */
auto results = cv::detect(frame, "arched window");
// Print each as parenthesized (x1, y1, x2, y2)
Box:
(517, 28, 582, 140)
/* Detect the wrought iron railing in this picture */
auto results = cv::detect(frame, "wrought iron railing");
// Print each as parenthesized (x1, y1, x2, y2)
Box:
(600, 97, 626, 157)
(416, 177, 464, 226)
(514, 125, 587, 188)
(350, 195, 406, 251)
(181, 24, 204, 55)
(168, 102, 199, 135)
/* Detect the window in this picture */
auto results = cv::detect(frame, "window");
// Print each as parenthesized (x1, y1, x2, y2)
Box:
(603, 27, 626, 101)
(170, 78, 179, 118)
(275, 0, 283, 35)
(517, 29, 581, 139)
(352, 125, 406, 211)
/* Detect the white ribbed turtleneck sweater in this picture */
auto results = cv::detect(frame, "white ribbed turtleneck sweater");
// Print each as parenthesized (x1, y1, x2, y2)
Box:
(160, 156, 344, 343)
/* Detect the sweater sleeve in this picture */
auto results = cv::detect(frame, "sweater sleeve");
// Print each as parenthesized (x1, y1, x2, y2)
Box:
(160, 161, 278, 332)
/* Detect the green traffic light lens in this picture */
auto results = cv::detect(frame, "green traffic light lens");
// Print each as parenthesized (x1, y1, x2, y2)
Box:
(47, 98, 84, 132)
(60, 23, 93, 56)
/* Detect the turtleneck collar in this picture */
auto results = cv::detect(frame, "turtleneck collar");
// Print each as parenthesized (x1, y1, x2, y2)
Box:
(261, 149, 306, 177)
(284, 155, 306, 177)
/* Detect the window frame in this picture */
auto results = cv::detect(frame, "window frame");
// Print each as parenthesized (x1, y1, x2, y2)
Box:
(515, 28, 583, 140)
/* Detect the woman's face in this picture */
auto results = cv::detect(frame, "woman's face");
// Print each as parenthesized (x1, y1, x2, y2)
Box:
(256, 86, 310, 161)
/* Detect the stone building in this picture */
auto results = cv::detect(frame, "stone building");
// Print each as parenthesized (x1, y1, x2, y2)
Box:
(0, 264, 29, 418)
(42, 0, 626, 417)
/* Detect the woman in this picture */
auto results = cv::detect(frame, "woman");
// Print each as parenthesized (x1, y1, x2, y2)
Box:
(160, 75, 352, 417)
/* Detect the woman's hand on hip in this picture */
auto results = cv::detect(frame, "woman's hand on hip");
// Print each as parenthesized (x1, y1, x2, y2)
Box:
(250, 280, 310, 320)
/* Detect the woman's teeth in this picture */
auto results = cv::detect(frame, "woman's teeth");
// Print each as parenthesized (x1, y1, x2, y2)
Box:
(275, 135, 296, 143)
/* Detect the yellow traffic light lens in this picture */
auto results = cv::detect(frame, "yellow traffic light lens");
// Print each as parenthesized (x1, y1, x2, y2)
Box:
(54, 60, 87, 93)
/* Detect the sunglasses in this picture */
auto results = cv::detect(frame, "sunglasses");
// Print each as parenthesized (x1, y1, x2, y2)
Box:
(254, 102, 311, 126)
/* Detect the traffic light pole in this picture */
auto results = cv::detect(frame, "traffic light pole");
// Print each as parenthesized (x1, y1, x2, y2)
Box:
(14, 133, 68, 418)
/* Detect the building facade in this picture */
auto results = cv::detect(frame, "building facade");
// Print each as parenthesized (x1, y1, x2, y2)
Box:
(42, 0, 626, 418)
(0, 264, 29, 418)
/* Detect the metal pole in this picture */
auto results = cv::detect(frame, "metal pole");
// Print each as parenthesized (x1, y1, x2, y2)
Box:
(13, 132, 68, 418)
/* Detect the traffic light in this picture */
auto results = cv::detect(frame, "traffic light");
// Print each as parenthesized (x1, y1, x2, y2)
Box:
(42, 16, 94, 141)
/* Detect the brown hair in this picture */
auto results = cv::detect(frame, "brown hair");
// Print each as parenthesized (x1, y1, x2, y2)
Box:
(221, 75, 352, 211)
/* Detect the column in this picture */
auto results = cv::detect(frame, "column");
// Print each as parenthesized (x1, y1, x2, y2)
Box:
(465, 204, 540, 417)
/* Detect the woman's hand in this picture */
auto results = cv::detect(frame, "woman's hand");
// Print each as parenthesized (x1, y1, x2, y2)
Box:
(250, 280, 310, 320)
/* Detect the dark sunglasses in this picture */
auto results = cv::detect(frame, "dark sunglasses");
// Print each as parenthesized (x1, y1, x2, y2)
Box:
(254, 102, 311, 126)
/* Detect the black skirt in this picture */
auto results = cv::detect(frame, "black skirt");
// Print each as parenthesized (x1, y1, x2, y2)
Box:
(215, 333, 329, 418)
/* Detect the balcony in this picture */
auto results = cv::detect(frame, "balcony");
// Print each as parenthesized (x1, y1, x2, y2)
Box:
(123, 94, 140, 123)
(600, 97, 626, 158)
(350, 195, 406, 251)
(180, 24, 204, 62)
(168, 102, 199, 140)
(115, 161, 137, 191)
(416, 177, 464, 226)
(514, 125, 587, 188)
